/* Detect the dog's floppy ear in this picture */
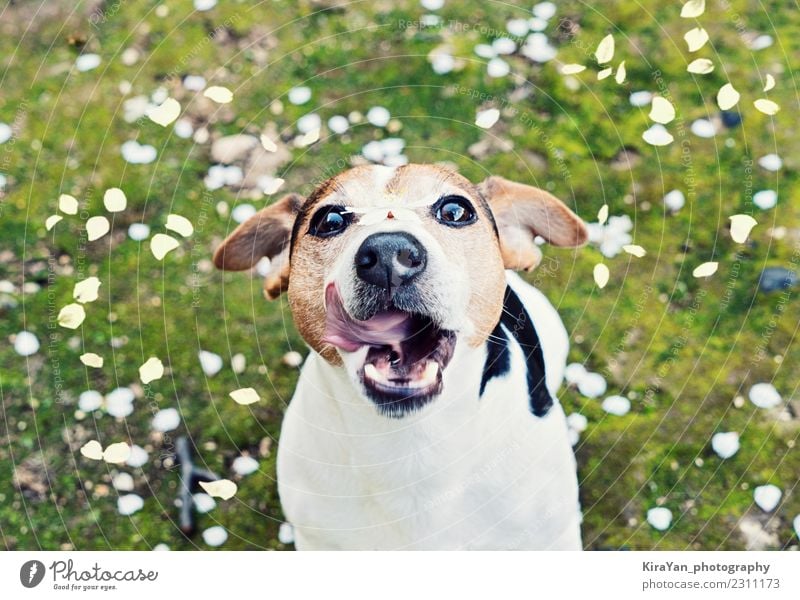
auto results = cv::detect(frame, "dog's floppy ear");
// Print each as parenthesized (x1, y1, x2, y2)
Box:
(479, 176, 588, 271)
(213, 193, 303, 299)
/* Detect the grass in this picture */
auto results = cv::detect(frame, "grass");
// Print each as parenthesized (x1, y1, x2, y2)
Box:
(1, 0, 798, 550)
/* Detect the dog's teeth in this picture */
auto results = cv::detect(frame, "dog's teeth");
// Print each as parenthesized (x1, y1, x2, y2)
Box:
(422, 361, 439, 382)
(364, 363, 380, 380)
(364, 363, 388, 384)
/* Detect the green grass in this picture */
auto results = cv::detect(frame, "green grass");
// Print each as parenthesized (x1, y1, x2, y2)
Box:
(1, 0, 798, 550)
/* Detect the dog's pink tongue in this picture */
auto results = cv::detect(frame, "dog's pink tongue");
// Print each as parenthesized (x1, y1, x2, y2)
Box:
(322, 285, 412, 352)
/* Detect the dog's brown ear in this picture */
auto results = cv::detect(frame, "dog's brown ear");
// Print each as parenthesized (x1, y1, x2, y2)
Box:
(479, 176, 587, 271)
(213, 193, 303, 299)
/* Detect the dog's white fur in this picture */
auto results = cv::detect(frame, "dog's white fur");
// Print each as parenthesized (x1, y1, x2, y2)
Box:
(277, 270, 581, 550)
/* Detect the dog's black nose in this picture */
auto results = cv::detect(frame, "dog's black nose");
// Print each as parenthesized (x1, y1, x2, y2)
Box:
(355, 232, 427, 290)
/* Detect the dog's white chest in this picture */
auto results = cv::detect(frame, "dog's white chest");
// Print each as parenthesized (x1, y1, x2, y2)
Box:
(276, 274, 582, 549)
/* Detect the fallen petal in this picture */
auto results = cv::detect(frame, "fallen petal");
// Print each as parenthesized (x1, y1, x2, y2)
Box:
(203, 86, 233, 104)
(692, 261, 718, 278)
(165, 214, 194, 237)
(150, 233, 180, 260)
(199, 479, 238, 500)
(139, 357, 164, 384)
(229, 387, 260, 405)
(86, 216, 110, 241)
(80, 440, 103, 460)
(58, 303, 86, 329)
(729, 214, 757, 243)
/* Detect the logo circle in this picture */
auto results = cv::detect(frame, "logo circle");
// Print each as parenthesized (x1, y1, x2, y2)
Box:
(20, 560, 46, 588)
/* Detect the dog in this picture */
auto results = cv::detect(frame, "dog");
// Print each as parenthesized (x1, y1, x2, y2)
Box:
(213, 164, 588, 549)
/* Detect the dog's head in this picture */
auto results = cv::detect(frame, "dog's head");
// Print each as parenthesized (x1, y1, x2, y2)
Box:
(214, 164, 586, 417)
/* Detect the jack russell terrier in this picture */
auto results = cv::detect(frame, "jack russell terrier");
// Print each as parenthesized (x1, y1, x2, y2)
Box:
(213, 164, 588, 549)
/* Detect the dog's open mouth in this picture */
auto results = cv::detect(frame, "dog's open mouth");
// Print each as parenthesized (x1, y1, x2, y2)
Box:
(322, 285, 456, 415)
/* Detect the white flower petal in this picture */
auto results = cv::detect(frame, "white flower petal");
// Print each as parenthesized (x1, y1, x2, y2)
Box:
(763, 74, 775, 92)
(139, 357, 164, 384)
(103, 442, 131, 464)
(152, 408, 180, 432)
(717, 83, 740, 110)
(475, 108, 500, 129)
(203, 86, 233, 104)
(59, 194, 79, 215)
(287, 86, 311, 105)
(711, 431, 739, 459)
(366, 106, 391, 127)
(260, 177, 285, 195)
(58, 303, 86, 329)
(597, 67, 613, 80)
(577, 372, 607, 398)
(282, 351, 304, 367)
(684, 27, 709, 52)
(103, 188, 127, 212)
(113, 473, 134, 492)
(597, 204, 609, 225)
(623, 244, 646, 257)
(753, 98, 779, 115)
(649, 96, 676, 124)
(147, 98, 181, 127)
(560, 63, 586, 75)
(165, 214, 194, 237)
(602, 395, 631, 416)
(753, 189, 777, 210)
(278, 522, 295, 544)
(593, 263, 609, 288)
(680, 0, 705, 18)
(202, 526, 228, 546)
(78, 390, 103, 411)
(45, 215, 63, 231)
(126, 445, 149, 468)
(259, 134, 277, 152)
(199, 350, 223, 376)
(150, 233, 180, 260)
(595, 34, 614, 64)
(117, 494, 144, 516)
(749, 382, 781, 408)
(199, 479, 238, 500)
(615, 61, 626, 84)
(86, 216, 110, 241)
(692, 261, 718, 278)
(664, 190, 686, 211)
(647, 507, 672, 531)
(758, 154, 782, 172)
(80, 352, 104, 368)
(642, 124, 674, 146)
(80, 440, 103, 460)
(232, 455, 259, 476)
(687, 58, 714, 74)
(193, 493, 216, 513)
(729, 214, 757, 243)
(14, 331, 40, 356)
(229, 387, 260, 405)
(73, 276, 101, 303)
(753, 484, 782, 512)
(128, 223, 150, 241)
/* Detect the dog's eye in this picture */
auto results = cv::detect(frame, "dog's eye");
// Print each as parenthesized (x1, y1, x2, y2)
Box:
(308, 206, 351, 238)
(434, 196, 476, 227)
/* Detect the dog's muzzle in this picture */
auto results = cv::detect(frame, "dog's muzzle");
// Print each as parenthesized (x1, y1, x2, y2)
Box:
(321, 232, 457, 417)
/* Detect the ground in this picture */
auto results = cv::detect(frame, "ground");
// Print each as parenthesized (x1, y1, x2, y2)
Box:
(0, 0, 798, 550)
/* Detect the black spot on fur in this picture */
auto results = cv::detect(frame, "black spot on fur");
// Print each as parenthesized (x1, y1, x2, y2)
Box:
(480, 322, 510, 396)
(491, 285, 552, 417)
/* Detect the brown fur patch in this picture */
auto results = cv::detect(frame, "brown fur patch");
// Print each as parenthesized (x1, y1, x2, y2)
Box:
(213, 193, 303, 271)
(479, 176, 588, 270)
